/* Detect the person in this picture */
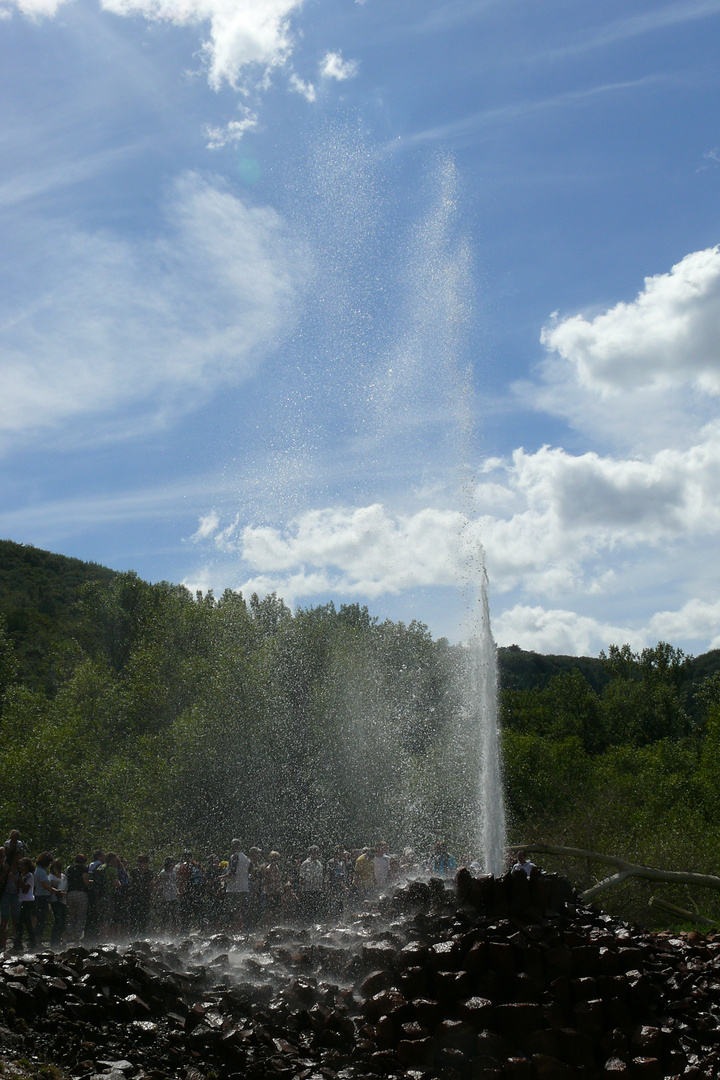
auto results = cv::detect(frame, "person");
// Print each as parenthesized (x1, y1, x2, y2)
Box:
(431, 841, 457, 879)
(0, 845, 20, 953)
(84, 849, 105, 942)
(203, 855, 224, 930)
(156, 856, 179, 933)
(298, 845, 324, 921)
(95, 852, 120, 939)
(280, 881, 298, 922)
(4, 830, 24, 858)
(176, 851, 204, 932)
(33, 852, 54, 943)
(353, 848, 374, 902)
(14, 857, 37, 951)
(114, 856, 131, 935)
(223, 841, 250, 932)
(512, 851, 537, 877)
(65, 854, 91, 943)
(400, 847, 420, 878)
(373, 842, 390, 891)
(48, 858, 67, 948)
(261, 852, 283, 923)
(325, 847, 349, 917)
(129, 855, 154, 936)
(247, 847, 264, 930)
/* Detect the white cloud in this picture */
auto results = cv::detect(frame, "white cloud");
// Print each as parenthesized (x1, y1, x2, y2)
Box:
(190, 511, 220, 541)
(101, 0, 305, 89)
(239, 503, 464, 596)
(205, 108, 258, 148)
(494, 596, 720, 657)
(2, 0, 306, 88)
(289, 73, 316, 102)
(493, 605, 640, 657)
(319, 50, 358, 81)
(191, 420, 720, 599)
(0, 171, 304, 440)
(541, 246, 720, 396)
(647, 598, 720, 649)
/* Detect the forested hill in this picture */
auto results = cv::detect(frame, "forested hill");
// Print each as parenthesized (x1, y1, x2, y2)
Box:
(0, 539, 117, 691)
(2, 538, 719, 699)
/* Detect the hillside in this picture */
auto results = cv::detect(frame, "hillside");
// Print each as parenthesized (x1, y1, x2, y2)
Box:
(0, 539, 117, 692)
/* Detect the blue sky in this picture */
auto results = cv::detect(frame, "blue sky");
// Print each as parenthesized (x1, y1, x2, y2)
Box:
(2, 0, 720, 656)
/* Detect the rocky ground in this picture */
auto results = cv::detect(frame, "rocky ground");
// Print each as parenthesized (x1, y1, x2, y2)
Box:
(1, 870, 719, 1080)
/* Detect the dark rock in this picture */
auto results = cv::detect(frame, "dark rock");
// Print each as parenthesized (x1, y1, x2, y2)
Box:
(397, 1035, 437, 1066)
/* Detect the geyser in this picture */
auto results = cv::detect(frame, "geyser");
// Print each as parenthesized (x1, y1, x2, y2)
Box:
(233, 128, 508, 863)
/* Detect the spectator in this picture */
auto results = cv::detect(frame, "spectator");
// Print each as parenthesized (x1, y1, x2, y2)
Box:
(4, 830, 24, 858)
(0, 845, 20, 953)
(373, 841, 390, 890)
(261, 852, 283, 923)
(325, 847, 349, 917)
(512, 850, 537, 877)
(247, 847, 264, 930)
(33, 852, 54, 943)
(48, 858, 67, 948)
(298, 845, 324, 921)
(280, 881, 298, 922)
(85, 849, 105, 942)
(65, 854, 91, 943)
(156, 856, 179, 933)
(353, 848, 374, 901)
(14, 857, 37, 950)
(176, 851, 204, 932)
(431, 841, 457, 879)
(223, 840, 250, 932)
(129, 855, 154, 935)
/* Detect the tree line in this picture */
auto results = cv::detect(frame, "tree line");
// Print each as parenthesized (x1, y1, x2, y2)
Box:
(2, 541, 720, 926)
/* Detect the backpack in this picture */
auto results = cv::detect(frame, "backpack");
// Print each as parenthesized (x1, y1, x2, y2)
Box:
(189, 863, 205, 888)
(92, 863, 108, 898)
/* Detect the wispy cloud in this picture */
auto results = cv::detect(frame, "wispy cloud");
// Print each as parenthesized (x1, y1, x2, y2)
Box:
(205, 108, 258, 149)
(550, 0, 720, 59)
(391, 77, 658, 152)
(0, 171, 305, 443)
(0, 141, 150, 211)
(289, 72, 316, 102)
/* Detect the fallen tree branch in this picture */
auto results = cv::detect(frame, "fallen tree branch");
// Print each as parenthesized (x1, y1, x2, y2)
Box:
(519, 843, 720, 901)
(649, 896, 716, 928)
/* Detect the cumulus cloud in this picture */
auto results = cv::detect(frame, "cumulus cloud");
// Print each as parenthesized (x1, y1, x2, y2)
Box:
(0, 171, 303, 439)
(2, 0, 306, 88)
(103, 0, 304, 89)
(493, 605, 640, 657)
(289, 73, 316, 102)
(494, 597, 720, 657)
(541, 246, 720, 396)
(193, 420, 720, 598)
(215, 503, 465, 598)
(187, 413, 720, 645)
(319, 51, 358, 81)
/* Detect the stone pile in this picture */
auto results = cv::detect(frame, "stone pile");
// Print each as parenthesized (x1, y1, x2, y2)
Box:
(0, 869, 719, 1079)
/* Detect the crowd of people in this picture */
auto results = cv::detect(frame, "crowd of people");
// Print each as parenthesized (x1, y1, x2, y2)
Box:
(0, 831, 470, 952)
